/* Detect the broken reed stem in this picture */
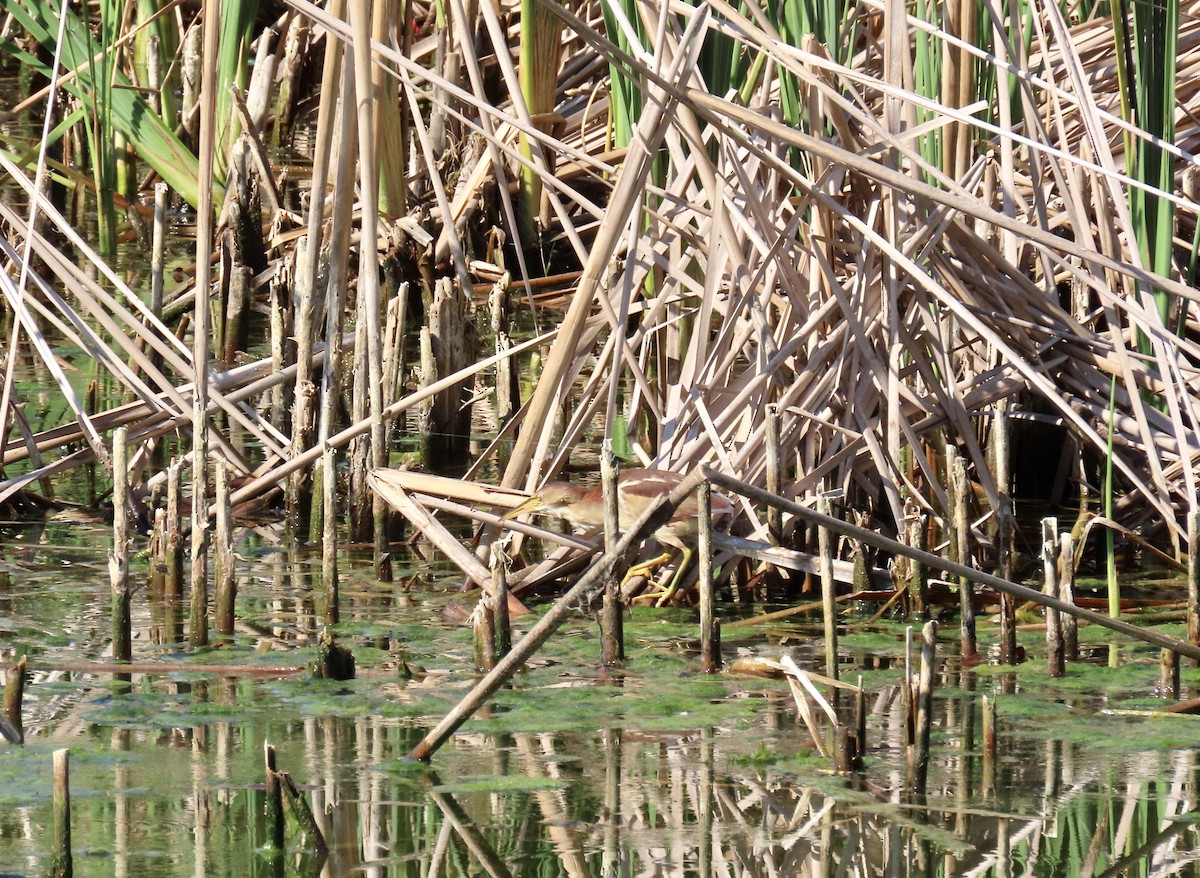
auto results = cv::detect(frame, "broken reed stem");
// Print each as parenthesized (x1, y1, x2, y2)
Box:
(214, 459, 235, 636)
(817, 495, 838, 684)
(164, 460, 183, 611)
(908, 510, 928, 618)
(950, 449, 975, 657)
(600, 447, 623, 667)
(1043, 517, 1064, 678)
(408, 468, 708, 762)
(110, 427, 131, 663)
(765, 404, 782, 542)
(912, 620, 936, 792)
(474, 592, 497, 672)
(50, 748, 72, 878)
(491, 545, 511, 660)
(698, 481, 720, 673)
(1189, 509, 1200, 663)
(1059, 532, 1077, 661)
(3, 656, 26, 744)
(264, 742, 285, 851)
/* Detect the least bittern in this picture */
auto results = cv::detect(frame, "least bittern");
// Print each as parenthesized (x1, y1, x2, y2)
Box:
(504, 468, 733, 601)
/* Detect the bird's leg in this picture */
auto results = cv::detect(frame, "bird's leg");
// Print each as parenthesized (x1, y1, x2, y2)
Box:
(654, 546, 694, 607)
(621, 551, 673, 590)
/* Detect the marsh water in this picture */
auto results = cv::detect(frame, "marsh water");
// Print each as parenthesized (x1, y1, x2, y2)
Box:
(4, 507, 1200, 877)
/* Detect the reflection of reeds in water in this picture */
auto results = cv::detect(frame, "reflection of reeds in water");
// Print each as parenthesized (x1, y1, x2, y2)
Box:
(1, 0, 1199, 608)
(250, 714, 1200, 874)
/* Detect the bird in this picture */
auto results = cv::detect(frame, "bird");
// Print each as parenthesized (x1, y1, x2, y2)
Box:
(503, 468, 734, 602)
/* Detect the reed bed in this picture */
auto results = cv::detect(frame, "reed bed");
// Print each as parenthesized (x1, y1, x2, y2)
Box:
(1, 0, 1199, 602)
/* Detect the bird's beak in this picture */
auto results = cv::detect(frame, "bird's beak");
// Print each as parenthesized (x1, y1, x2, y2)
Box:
(501, 495, 542, 521)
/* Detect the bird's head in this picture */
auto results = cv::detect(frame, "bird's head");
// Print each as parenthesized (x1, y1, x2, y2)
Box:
(502, 482, 595, 526)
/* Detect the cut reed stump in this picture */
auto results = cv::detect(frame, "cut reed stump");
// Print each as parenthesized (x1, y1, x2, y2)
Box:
(491, 545, 512, 660)
(600, 448, 624, 667)
(1058, 532, 1078, 661)
(949, 448, 976, 659)
(165, 460, 184, 605)
(997, 498, 1019, 665)
(854, 679, 866, 761)
(1190, 509, 1200, 664)
(984, 695, 993, 791)
(2, 656, 26, 744)
(313, 631, 354, 680)
(110, 427, 132, 663)
(50, 749, 72, 878)
(264, 743, 285, 852)
(1043, 518, 1064, 678)
(489, 277, 519, 426)
(220, 150, 269, 364)
(834, 724, 864, 774)
(698, 481, 720, 673)
(473, 592, 497, 672)
(910, 621, 936, 792)
(764, 403, 786, 591)
(214, 459, 236, 637)
(817, 495, 839, 686)
(907, 506, 928, 619)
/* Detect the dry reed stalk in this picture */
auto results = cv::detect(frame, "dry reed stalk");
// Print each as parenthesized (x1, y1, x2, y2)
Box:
(110, 427, 132, 663)
(290, 0, 345, 507)
(187, 0, 223, 650)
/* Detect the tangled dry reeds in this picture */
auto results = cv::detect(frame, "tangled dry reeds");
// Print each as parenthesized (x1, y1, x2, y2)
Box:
(2, 0, 1199, 594)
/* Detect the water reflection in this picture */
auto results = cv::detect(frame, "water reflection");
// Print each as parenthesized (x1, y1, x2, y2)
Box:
(8, 707, 1194, 876)
(3, 520, 1200, 876)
